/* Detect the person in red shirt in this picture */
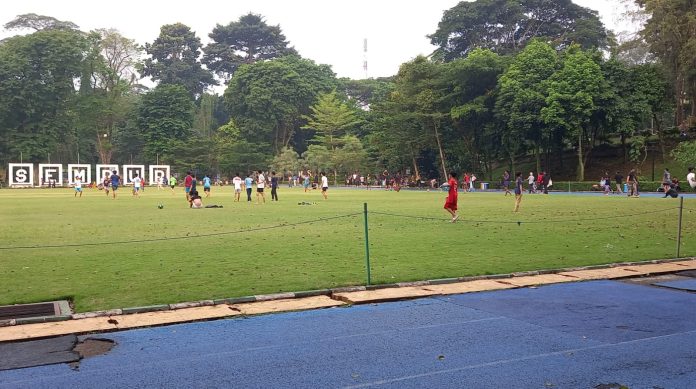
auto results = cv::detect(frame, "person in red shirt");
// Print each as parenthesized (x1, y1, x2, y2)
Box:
(444, 172, 459, 223)
(463, 173, 470, 193)
(184, 171, 193, 201)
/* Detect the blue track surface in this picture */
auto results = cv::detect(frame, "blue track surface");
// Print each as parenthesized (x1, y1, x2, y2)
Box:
(653, 279, 696, 292)
(1, 280, 695, 388)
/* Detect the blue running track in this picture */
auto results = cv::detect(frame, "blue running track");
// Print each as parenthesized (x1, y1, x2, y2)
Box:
(1, 280, 695, 388)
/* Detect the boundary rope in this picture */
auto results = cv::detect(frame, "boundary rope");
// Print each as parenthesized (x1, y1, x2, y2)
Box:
(370, 206, 681, 225)
(0, 213, 361, 251)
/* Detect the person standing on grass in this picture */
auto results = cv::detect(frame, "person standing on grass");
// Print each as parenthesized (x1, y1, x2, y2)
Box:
(527, 172, 535, 194)
(444, 172, 459, 222)
(110, 170, 121, 199)
(256, 170, 266, 204)
(184, 171, 193, 200)
(244, 173, 253, 202)
(614, 171, 624, 194)
(271, 171, 279, 201)
(514, 172, 523, 212)
(232, 173, 243, 202)
(132, 173, 142, 197)
(321, 172, 329, 200)
(463, 173, 470, 193)
(502, 170, 511, 196)
(74, 175, 83, 197)
(687, 167, 696, 191)
(627, 169, 639, 197)
(203, 174, 211, 198)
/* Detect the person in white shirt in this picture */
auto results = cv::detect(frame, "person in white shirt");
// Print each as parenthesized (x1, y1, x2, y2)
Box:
(256, 171, 266, 204)
(688, 167, 696, 191)
(321, 172, 329, 199)
(527, 172, 535, 193)
(232, 173, 243, 202)
(132, 173, 142, 197)
(74, 176, 83, 198)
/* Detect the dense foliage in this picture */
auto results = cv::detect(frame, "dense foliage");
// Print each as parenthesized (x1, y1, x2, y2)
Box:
(1, 0, 695, 183)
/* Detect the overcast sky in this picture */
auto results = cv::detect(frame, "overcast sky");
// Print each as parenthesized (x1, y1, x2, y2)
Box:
(1, 0, 634, 82)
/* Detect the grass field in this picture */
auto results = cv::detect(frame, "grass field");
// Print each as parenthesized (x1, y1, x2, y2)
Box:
(1, 186, 694, 312)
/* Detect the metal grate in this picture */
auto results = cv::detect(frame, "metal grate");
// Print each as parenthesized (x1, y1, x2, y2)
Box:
(0, 303, 57, 320)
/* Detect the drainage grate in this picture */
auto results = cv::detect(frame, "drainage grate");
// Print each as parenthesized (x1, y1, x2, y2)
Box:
(0, 302, 64, 321)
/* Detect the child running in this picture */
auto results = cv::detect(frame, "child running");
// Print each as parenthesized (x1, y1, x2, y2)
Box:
(444, 172, 459, 222)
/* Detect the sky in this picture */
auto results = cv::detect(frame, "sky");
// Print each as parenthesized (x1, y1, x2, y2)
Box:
(0, 0, 636, 82)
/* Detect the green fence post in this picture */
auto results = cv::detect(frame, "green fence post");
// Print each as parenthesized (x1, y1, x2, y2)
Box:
(363, 202, 371, 286)
(677, 196, 684, 258)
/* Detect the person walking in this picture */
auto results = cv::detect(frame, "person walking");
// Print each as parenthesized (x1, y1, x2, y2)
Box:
(256, 171, 266, 204)
(110, 170, 121, 199)
(514, 172, 523, 212)
(203, 174, 212, 198)
(527, 172, 535, 194)
(627, 169, 639, 197)
(232, 173, 243, 202)
(444, 172, 459, 222)
(184, 171, 193, 200)
(244, 173, 253, 202)
(502, 170, 511, 196)
(320, 172, 329, 200)
(614, 171, 624, 194)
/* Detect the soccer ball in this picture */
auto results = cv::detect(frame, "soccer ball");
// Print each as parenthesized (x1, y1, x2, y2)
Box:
(158, 204, 164, 209)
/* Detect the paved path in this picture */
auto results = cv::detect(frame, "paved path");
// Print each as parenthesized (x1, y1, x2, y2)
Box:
(1, 280, 695, 388)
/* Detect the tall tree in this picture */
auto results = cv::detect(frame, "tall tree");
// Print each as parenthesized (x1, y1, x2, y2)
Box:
(137, 84, 194, 160)
(542, 46, 604, 181)
(496, 40, 558, 173)
(4, 13, 78, 31)
(302, 91, 362, 150)
(203, 13, 296, 81)
(0, 29, 87, 163)
(77, 29, 143, 163)
(224, 55, 337, 155)
(636, 0, 696, 129)
(430, 0, 609, 60)
(140, 23, 216, 96)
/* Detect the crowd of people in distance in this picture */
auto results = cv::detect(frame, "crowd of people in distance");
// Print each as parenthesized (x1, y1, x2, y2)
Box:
(591, 167, 696, 198)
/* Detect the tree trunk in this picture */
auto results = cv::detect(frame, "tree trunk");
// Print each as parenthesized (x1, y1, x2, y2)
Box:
(432, 120, 447, 180)
(411, 152, 420, 181)
(576, 130, 584, 181)
(535, 144, 541, 174)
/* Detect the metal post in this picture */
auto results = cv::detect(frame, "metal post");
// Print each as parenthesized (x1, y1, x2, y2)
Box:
(363, 202, 371, 286)
(677, 196, 684, 258)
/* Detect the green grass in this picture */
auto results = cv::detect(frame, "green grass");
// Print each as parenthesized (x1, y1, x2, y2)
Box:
(1, 186, 694, 312)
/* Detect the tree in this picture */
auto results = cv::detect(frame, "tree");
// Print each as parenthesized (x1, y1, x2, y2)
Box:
(635, 0, 696, 129)
(542, 46, 604, 181)
(216, 120, 271, 175)
(203, 13, 296, 81)
(140, 23, 216, 96)
(271, 147, 300, 175)
(137, 84, 194, 160)
(671, 141, 696, 167)
(0, 29, 87, 163)
(429, 0, 609, 60)
(496, 40, 558, 172)
(4, 13, 78, 31)
(302, 91, 362, 150)
(77, 29, 143, 163)
(224, 55, 337, 155)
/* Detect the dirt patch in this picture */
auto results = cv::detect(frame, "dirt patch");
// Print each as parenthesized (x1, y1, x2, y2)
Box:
(73, 338, 115, 359)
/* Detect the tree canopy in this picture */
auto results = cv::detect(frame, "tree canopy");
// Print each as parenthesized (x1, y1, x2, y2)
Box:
(429, 0, 609, 60)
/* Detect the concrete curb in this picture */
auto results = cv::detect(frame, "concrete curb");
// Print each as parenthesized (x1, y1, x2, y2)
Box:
(1, 257, 694, 330)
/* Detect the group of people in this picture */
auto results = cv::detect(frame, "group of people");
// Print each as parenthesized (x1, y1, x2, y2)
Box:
(444, 170, 527, 222)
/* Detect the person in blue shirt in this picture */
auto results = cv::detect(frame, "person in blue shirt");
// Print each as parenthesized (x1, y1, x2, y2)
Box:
(110, 170, 121, 200)
(203, 174, 212, 198)
(244, 173, 253, 202)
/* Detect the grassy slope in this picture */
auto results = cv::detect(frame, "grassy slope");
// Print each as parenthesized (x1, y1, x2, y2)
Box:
(0, 186, 694, 312)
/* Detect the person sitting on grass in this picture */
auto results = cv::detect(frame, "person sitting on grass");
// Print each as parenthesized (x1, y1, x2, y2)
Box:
(189, 190, 203, 209)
